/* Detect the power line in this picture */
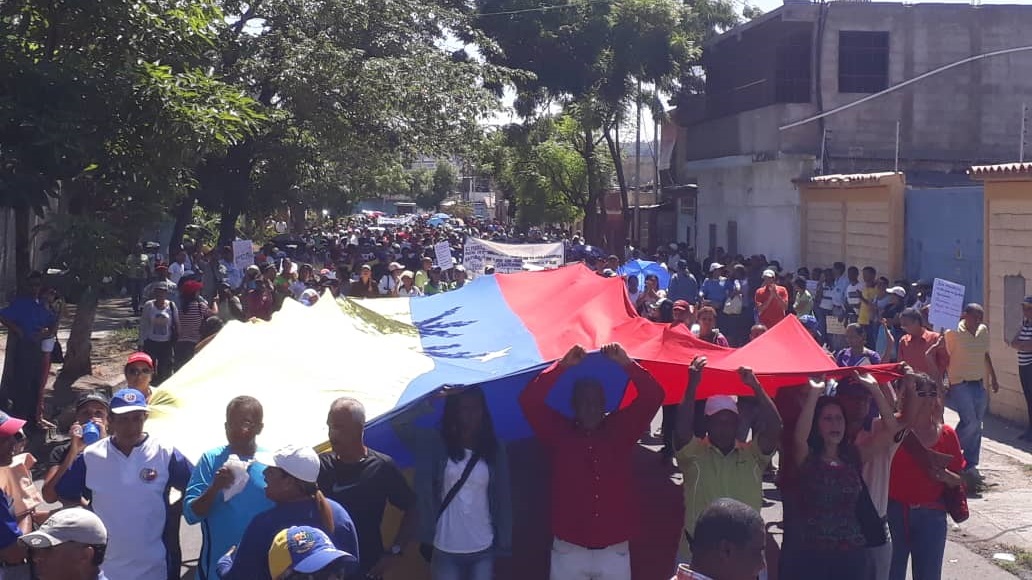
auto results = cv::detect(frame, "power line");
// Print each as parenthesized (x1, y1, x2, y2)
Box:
(477, 0, 615, 18)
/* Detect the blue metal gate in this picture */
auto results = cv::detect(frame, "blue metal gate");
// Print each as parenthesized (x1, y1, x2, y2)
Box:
(904, 186, 984, 304)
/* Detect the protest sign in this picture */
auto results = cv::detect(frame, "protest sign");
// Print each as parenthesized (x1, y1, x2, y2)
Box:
(232, 240, 255, 272)
(928, 278, 966, 331)
(462, 237, 565, 277)
(434, 241, 455, 270)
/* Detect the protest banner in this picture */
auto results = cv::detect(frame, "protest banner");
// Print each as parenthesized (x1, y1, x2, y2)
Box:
(434, 241, 455, 270)
(232, 240, 255, 272)
(928, 278, 966, 331)
(462, 237, 565, 277)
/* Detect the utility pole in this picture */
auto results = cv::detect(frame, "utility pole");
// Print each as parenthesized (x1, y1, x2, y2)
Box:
(634, 79, 642, 247)
(894, 120, 901, 173)
(653, 88, 661, 212)
(1021, 103, 1027, 162)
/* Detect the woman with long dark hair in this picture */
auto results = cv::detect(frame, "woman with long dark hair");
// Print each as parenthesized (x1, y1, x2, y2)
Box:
(392, 387, 512, 580)
(785, 378, 869, 580)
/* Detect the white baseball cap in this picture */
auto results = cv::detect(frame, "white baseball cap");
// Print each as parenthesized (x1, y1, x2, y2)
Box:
(255, 445, 320, 483)
(762, 269, 776, 279)
(887, 286, 907, 298)
(709, 263, 725, 273)
(704, 395, 739, 416)
(21, 508, 107, 548)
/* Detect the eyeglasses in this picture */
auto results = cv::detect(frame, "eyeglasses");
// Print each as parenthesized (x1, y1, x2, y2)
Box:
(916, 389, 938, 398)
(126, 367, 153, 377)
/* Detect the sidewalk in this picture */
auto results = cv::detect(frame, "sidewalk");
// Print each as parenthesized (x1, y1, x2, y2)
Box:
(945, 406, 1032, 578)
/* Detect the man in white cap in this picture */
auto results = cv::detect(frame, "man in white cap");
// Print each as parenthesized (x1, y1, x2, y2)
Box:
(53, 388, 193, 580)
(675, 362, 782, 570)
(217, 444, 359, 580)
(21, 508, 108, 580)
(377, 262, 405, 296)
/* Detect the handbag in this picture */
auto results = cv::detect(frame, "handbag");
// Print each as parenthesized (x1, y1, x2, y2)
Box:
(723, 293, 743, 315)
(943, 483, 970, 523)
(419, 452, 482, 562)
(855, 471, 888, 547)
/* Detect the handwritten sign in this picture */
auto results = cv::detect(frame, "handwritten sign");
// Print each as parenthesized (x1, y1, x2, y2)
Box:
(462, 237, 565, 277)
(434, 241, 455, 270)
(928, 278, 966, 331)
(232, 240, 254, 272)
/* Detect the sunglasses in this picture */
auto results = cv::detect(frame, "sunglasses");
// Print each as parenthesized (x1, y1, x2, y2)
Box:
(126, 367, 153, 376)
(915, 388, 938, 398)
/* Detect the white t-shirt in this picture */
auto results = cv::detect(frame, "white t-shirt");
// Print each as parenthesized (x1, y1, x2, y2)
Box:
(434, 449, 493, 554)
(856, 418, 901, 517)
(169, 262, 185, 284)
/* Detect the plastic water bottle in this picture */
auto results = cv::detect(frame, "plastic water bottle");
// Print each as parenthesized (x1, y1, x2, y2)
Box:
(82, 422, 101, 445)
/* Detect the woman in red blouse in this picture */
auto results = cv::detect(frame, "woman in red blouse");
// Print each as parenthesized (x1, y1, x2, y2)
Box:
(887, 372, 964, 580)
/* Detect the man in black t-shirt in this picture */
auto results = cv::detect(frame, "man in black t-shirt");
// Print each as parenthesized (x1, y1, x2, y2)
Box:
(318, 398, 418, 579)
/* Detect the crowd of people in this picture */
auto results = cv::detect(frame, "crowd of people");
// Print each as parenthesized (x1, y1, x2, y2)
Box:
(0, 216, 1031, 580)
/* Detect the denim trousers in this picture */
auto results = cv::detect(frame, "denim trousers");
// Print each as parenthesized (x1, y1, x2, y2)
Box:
(887, 500, 947, 580)
(946, 380, 987, 469)
(430, 547, 494, 580)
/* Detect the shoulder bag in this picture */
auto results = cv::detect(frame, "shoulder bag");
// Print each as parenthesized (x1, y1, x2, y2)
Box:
(419, 452, 482, 562)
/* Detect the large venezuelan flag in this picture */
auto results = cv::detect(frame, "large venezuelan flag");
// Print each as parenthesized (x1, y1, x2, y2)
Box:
(146, 264, 897, 464)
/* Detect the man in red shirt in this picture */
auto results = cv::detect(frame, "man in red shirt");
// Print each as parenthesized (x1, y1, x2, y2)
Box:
(519, 343, 664, 580)
(753, 269, 788, 329)
(897, 308, 948, 382)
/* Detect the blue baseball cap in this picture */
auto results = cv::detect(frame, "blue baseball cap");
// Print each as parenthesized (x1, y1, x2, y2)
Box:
(109, 388, 147, 415)
(268, 526, 356, 578)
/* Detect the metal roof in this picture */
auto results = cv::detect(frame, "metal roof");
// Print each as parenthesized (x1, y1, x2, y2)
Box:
(969, 163, 1032, 178)
(794, 172, 902, 185)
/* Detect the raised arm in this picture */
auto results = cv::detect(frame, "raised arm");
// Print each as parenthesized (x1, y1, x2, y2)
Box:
(675, 357, 707, 449)
(793, 378, 825, 467)
(853, 371, 903, 463)
(518, 345, 585, 443)
(601, 343, 665, 441)
(738, 367, 783, 456)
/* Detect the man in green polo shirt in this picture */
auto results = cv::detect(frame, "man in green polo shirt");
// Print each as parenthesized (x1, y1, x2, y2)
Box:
(675, 360, 783, 568)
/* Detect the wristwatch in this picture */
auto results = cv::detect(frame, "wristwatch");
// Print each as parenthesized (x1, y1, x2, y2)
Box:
(387, 544, 403, 557)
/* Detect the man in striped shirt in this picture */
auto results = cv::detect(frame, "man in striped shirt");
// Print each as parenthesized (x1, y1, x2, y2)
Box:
(1009, 297, 1032, 441)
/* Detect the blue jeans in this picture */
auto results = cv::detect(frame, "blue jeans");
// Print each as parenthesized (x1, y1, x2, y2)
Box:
(431, 547, 494, 580)
(946, 380, 987, 469)
(887, 500, 947, 580)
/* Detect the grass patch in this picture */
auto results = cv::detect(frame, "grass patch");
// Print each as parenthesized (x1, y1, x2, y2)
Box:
(110, 326, 139, 347)
(985, 546, 1032, 578)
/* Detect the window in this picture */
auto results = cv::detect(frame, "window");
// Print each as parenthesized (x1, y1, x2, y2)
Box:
(727, 221, 739, 257)
(776, 31, 812, 103)
(708, 223, 718, 257)
(838, 31, 889, 93)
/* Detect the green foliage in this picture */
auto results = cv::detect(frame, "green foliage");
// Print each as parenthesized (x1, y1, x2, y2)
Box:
(432, 162, 460, 201)
(482, 116, 611, 226)
(35, 215, 125, 285)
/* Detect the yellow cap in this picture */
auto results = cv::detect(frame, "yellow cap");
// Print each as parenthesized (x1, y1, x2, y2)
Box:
(267, 528, 291, 580)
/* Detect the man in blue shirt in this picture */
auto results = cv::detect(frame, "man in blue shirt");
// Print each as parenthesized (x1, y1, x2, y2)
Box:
(184, 396, 273, 580)
(0, 272, 56, 427)
(54, 389, 193, 580)
(0, 411, 28, 577)
(699, 263, 729, 307)
(667, 262, 699, 304)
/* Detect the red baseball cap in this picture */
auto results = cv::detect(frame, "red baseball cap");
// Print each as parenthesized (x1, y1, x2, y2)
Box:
(126, 352, 154, 369)
(0, 411, 26, 437)
(672, 300, 692, 312)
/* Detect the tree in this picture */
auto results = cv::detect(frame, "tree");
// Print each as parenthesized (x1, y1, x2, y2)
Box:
(742, 5, 764, 20)
(187, 0, 513, 246)
(429, 162, 460, 209)
(1, 0, 263, 403)
(475, 0, 738, 241)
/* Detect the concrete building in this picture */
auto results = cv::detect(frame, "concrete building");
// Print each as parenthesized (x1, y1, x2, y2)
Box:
(671, 2, 1032, 267)
(970, 163, 1032, 425)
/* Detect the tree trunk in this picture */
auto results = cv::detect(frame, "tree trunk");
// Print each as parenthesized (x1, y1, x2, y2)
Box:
(168, 195, 195, 258)
(604, 129, 631, 247)
(218, 205, 242, 248)
(52, 287, 98, 407)
(583, 129, 607, 248)
(13, 205, 31, 286)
